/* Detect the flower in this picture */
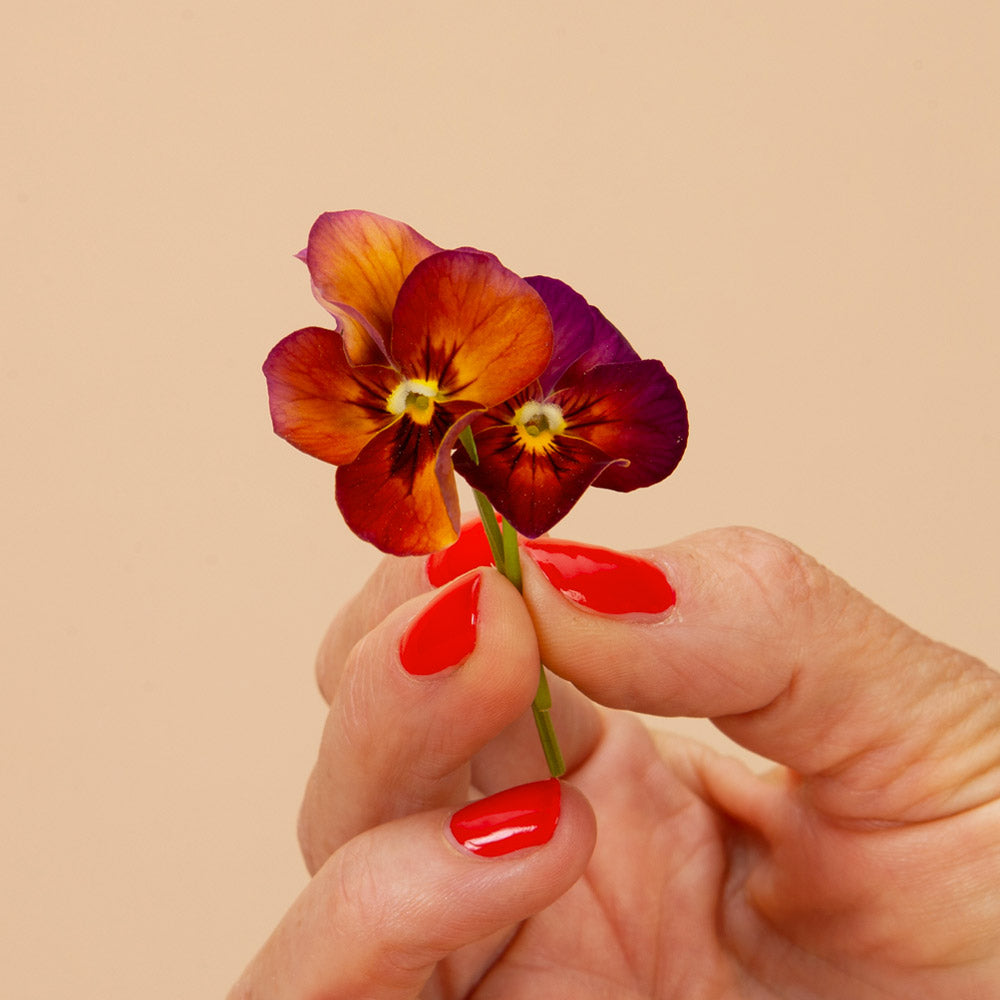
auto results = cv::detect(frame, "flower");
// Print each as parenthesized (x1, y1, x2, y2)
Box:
(263, 211, 553, 555)
(452, 275, 688, 537)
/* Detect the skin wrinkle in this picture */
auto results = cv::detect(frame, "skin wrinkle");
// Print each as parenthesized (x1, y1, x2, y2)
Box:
(478, 879, 639, 998)
(459, 922, 526, 1000)
(742, 912, 902, 1000)
(716, 819, 761, 989)
(580, 875, 638, 993)
(717, 576, 978, 825)
(738, 786, 1000, 977)
(576, 716, 708, 994)
(807, 643, 1000, 824)
(732, 828, 892, 1000)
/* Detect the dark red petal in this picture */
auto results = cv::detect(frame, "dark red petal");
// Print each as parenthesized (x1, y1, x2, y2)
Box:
(391, 251, 552, 405)
(556, 359, 688, 492)
(263, 326, 400, 465)
(453, 423, 620, 538)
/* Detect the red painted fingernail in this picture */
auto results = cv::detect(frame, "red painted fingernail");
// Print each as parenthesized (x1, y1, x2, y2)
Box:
(449, 778, 561, 857)
(426, 516, 500, 587)
(523, 539, 675, 615)
(399, 574, 481, 675)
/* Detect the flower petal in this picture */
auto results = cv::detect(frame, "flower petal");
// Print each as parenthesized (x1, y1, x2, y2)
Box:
(526, 275, 639, 393)
(335, 401, 481, 555)
(557, 359, 688, 492)
(305, 210, 442, 365)
(263, 326, 400, 465)
(391, 250, 553, 405)
(453, 416, 620, 538)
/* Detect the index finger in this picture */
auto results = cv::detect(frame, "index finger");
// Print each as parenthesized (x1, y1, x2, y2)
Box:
(316, 517, 498, 701)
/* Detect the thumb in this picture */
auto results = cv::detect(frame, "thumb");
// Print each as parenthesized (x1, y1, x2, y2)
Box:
(520, 527, 1000, 825)
(228, 780, 595, 1000)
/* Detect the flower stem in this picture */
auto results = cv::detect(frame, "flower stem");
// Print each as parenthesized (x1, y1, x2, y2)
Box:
(458, 427, 506, 573)
(472, 489, 505, 573)
(531, 665, 566, 778)
(468, 516, 566, 778)
(498, 532, 565, 777)
(501, 517, 522, 591)
(458, 425, 565, 777)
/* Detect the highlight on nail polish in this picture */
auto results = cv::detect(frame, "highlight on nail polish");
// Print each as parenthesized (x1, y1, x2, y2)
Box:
(398, 573, 481, 675)
(524, 538, 676, 615)
(426, 516, 499, 587)
(449, 778, 561, 858)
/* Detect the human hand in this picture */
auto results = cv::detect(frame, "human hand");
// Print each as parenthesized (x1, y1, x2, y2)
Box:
(229, 526, 1000, 999)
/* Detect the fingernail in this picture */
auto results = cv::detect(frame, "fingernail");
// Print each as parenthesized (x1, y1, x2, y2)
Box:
(399, 573, 481, 675)
(523, 538, 675, 615)
(426, 517, 499, 587)
(449, 778, 561, 858)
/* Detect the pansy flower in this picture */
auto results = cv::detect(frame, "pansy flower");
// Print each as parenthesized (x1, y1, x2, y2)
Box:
(263, 211, 553, 554)
(453, 275, 688, 537)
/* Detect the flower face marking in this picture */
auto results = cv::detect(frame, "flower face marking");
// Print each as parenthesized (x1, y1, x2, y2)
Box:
(264, 211, 553, 555)
(387, 378, 441, 425)
(453, 276, 688, 538)
(513, 401, 567, 450)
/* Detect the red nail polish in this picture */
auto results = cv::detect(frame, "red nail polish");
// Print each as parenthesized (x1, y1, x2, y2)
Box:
(449, 778, 561, 857)
(524, 539, 675, 615)
(426, 516, 499, 587)
(399, 573, 481, 675)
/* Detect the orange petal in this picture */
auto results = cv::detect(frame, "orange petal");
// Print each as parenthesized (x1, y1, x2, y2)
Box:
(305, 211, 442, 365)
(390, 250, 552, 405)
(335, 402, 480, 555)
(263, 326, 400, 465)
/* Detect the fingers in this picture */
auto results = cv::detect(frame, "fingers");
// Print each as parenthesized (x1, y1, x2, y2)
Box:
(299, 567, 602, 872)
(315, 515, 499, 702)
(230, 781, 595, 1000)
(519, 526, 1000, 824)
(315, 551, 431, 702)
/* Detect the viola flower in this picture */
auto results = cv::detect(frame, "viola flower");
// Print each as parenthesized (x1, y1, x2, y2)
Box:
(453, 275, 688, 537)
(263, 211, 553, 555)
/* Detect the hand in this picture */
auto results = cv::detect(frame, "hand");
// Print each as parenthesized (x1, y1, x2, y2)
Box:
(229, 526, 1000, 999)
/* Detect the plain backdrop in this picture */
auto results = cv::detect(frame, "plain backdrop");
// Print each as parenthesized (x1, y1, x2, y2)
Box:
(2, 2, 997, 996)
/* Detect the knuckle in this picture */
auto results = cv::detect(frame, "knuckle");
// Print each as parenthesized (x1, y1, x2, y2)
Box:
(325, 840, 438, 984)
(717, 527, 862, 664)
(726, 527, 829, 609)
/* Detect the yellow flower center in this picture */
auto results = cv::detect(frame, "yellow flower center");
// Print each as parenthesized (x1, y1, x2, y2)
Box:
(513, 400, 566, 451)
(387, 379, 440, 426)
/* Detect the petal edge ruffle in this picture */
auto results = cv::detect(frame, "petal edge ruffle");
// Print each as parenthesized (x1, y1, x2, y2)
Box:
(305, 210, 442, 365)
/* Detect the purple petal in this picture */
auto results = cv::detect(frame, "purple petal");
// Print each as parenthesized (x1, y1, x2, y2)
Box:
(525, 276, 639, 393)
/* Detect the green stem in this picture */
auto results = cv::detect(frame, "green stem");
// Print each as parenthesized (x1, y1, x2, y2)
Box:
(531, 667, 566, 778)
(459, 424, 566, 778)
(494, 514, 566, 778)
(501, 517, 521, 591)
(458, 427, 505, 572)
(473, 490, 505, 573)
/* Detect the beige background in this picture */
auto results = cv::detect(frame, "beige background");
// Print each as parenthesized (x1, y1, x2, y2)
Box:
(2, 1, 997, 996)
